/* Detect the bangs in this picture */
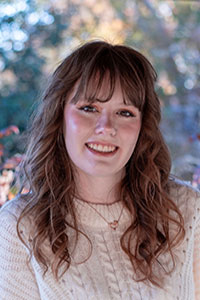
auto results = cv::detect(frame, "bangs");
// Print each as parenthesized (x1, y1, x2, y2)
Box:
(70, 46, 146, 111)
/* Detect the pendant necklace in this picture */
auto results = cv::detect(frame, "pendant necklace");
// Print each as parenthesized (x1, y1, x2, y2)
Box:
(83, 201, 124, 230)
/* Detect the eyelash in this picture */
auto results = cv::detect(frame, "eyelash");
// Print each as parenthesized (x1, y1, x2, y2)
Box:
(117, 110, 134, 118)
(78, 105, 135, 118)
(79, 105, 97, 113)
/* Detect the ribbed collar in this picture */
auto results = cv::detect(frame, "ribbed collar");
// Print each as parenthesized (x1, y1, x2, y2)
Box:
(73, 198, 132, 230)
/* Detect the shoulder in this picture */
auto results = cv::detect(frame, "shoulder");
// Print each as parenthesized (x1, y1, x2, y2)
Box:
(0, 195, 27, 222)
(0, 195, 30, 241)
(168, 176, 199, 199)
(168, 176, 200, 226)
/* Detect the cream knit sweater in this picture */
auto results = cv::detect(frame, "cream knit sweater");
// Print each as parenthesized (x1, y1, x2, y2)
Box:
(0, 179, 200, 300)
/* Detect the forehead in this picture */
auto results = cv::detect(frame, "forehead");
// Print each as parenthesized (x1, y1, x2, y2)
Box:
(68, 76, 136, 107)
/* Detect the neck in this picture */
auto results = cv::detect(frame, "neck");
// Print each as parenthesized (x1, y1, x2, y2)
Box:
(74, 171, 124, 204)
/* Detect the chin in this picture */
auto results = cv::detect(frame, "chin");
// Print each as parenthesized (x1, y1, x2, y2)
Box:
(84, 168, 123, 178)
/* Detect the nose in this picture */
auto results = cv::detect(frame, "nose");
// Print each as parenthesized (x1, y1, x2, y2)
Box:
(95, 113, 117, 137)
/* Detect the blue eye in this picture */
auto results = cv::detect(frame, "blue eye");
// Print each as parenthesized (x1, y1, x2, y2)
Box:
(117, 110, 134, 117)
(79, 105, 97, 113)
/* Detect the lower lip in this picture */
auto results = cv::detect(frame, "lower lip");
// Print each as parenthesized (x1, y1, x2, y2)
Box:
(85, 144, 118, 156)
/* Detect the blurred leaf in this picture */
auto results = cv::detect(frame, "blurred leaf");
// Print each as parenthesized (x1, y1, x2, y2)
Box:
(0, 125, 20, 138)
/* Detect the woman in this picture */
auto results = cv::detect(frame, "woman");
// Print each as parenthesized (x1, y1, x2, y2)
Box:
(0, 41, 199, 300)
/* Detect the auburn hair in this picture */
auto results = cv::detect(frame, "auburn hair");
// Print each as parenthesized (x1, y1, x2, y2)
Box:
(17, 40, 184, 287)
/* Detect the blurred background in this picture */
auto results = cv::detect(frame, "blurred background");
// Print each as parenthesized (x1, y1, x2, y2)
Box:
(0, 0, 200, 204)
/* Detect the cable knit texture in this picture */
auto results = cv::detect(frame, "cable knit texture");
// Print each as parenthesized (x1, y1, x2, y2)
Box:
(0, 178, 200, 300)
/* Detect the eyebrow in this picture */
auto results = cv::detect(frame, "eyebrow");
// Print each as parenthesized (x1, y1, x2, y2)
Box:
(116, 102, 139, 108)
(119, 103, 135, 107)
(73, 97, 138, 108)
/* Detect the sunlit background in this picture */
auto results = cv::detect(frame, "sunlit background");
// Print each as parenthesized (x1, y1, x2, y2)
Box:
(0, 0, 200, 204)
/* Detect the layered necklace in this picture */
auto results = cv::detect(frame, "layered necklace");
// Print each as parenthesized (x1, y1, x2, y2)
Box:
(86, 201, 124, 230)
(76, 199, 124, 230)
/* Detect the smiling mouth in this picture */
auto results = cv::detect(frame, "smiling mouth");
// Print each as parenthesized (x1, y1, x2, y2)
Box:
(86, 143, 118, 153)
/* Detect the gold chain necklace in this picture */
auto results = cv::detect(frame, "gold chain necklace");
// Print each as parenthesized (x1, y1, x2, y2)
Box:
(83, 201, 124, 230)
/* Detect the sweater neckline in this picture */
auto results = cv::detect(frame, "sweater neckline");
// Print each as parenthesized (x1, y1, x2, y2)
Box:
(73, 198, 132, 230)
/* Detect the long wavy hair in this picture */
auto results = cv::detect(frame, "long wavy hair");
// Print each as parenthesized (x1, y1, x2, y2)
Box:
(17, 41, 185, 287)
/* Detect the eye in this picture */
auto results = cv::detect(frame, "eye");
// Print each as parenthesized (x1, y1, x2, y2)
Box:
(117, 110, 135, 118)
(78, 105, 97, 113)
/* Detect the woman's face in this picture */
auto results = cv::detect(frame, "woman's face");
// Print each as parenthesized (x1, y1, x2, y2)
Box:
(63, 83, 141, 180)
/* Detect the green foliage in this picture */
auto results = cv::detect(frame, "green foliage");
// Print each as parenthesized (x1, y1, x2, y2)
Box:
(0, 0, 68, 155)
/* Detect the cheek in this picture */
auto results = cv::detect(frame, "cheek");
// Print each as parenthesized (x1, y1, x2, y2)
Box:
(121, 122, 141, 139)
(66, 112, 81, 134)
(64, 111, 83, 137)
(64, 111, 94, 140)
(121, 123, 141, 154)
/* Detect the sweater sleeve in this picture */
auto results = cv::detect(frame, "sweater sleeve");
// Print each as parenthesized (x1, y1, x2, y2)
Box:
(0, 208, 41, 300)
(193, 188, 200, 300)
(193, 221, 200, 300)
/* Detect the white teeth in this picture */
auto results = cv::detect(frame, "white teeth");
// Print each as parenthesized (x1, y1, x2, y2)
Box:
(87, 143, 116, 153)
